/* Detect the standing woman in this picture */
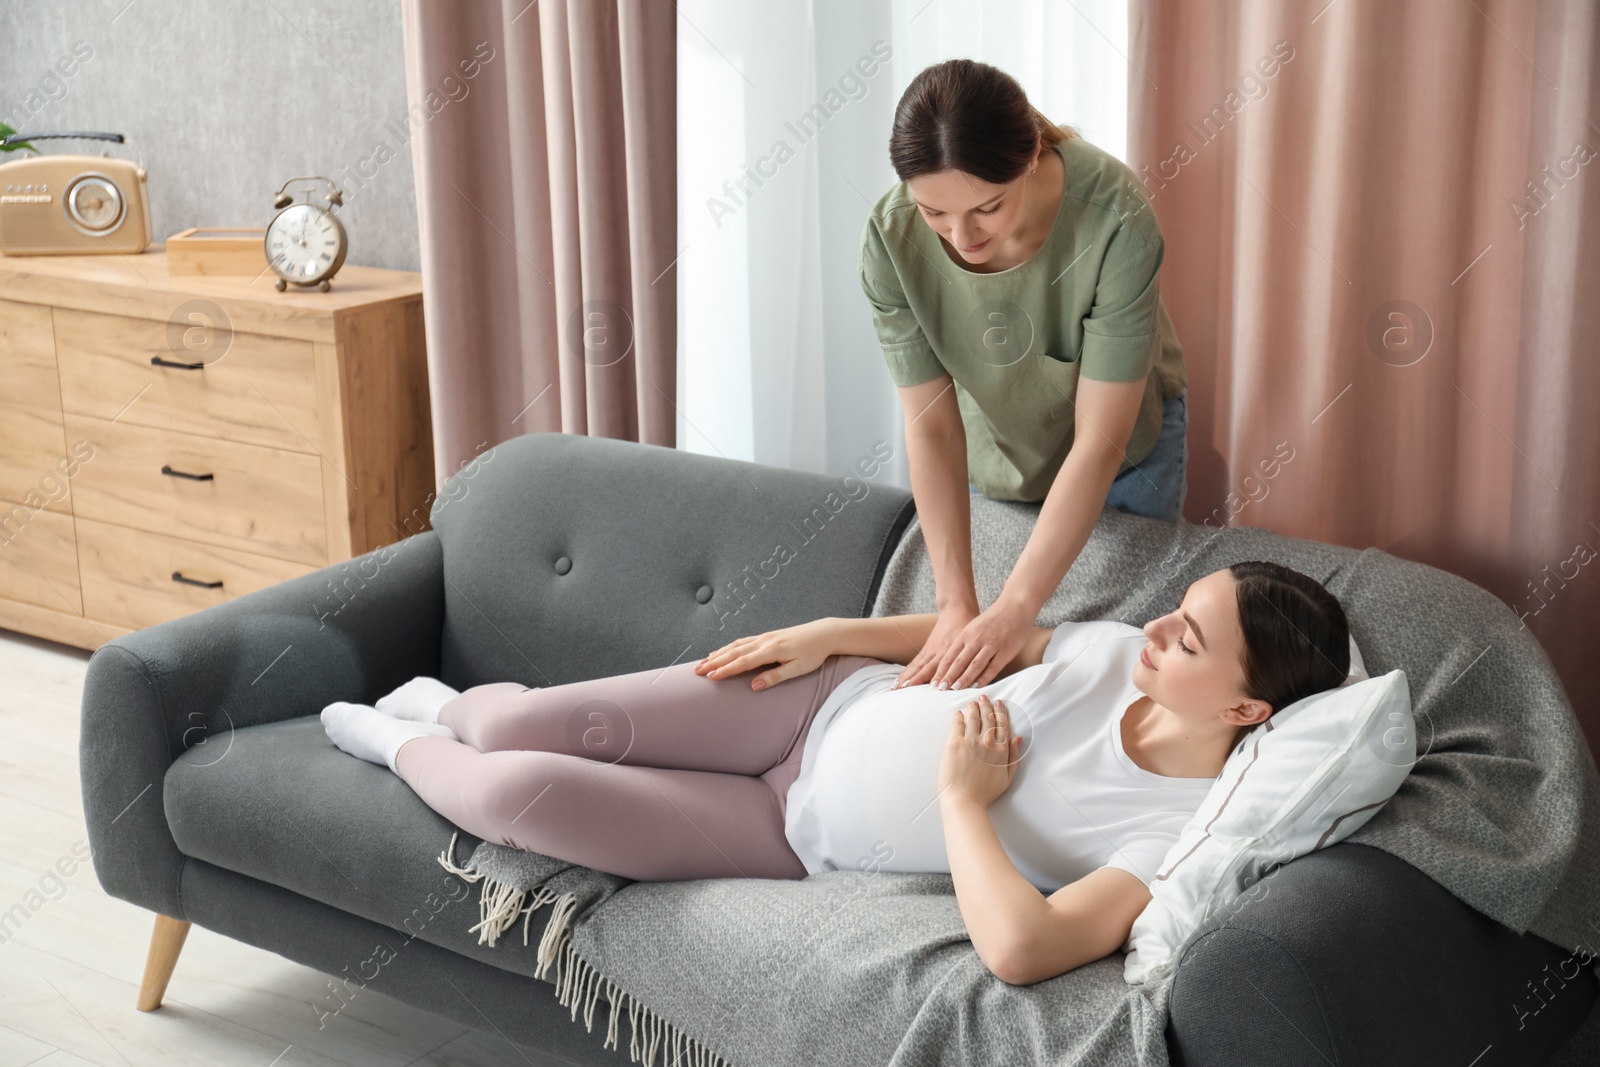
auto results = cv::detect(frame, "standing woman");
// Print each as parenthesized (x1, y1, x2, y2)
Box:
(861, 59, 1189, 694)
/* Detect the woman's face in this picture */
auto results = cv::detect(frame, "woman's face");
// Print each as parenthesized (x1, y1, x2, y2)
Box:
(1132, 569, 1272, 728)
(906, 149, 1040, 263)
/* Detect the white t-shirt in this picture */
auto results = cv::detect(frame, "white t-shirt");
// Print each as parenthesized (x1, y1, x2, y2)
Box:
(783, 621, 1219, 893)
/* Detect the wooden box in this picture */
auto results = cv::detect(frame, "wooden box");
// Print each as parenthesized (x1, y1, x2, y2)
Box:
(165, 227, 270, 276)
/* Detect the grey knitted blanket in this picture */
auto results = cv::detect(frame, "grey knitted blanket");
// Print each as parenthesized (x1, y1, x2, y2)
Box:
(437, 502, 1600, 1066)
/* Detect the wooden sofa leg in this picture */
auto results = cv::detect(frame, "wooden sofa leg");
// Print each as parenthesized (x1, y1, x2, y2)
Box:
(137, 914, 191, 1011)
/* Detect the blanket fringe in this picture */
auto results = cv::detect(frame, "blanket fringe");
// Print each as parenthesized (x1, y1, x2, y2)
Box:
(437, 833, 730, 1067)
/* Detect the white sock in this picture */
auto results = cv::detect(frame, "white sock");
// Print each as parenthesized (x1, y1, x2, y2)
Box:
(374, 676, 461, 727)
(322, 701, 453, 773)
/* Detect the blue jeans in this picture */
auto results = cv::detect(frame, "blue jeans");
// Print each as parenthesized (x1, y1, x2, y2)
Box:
(970, 389, 1188, 522)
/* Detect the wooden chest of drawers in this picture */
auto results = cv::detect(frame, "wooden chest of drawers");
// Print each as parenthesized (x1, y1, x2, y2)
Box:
(0, 249, 433, 649)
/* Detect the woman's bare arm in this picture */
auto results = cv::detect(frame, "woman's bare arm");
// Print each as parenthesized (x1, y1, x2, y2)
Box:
(924, 376, 1147, 692)
(892, 376, 988, 690)
(898, 376, 979, 615)
(825, 614, 939, 663)
(944, 788, 1152, 985)
(988, 377, 1146, 623)
(830, 615, 1054, 680)
(696, 614, 1055, 689)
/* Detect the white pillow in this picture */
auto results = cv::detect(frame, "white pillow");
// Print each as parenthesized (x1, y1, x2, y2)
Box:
(1122, 637, 1414, 984)
(1342, 633, 1371, 686)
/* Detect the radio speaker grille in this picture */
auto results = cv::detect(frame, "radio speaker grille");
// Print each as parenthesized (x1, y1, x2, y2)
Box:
(0, 205, 67, 253)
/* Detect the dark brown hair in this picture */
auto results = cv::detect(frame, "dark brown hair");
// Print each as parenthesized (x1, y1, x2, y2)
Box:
(888, 58, 1076, 185)
(1228, 561, 1351, 713)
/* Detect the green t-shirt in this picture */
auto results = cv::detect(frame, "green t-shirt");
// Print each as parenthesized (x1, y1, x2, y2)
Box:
(858, 132, 1187, 502)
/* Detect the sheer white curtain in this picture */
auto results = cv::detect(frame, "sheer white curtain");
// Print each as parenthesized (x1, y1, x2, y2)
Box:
(676, 0, 1130, 484)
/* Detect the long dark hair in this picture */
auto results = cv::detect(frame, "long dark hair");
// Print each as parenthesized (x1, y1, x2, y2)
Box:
(888, 58, 1076, 185)
(1229, 561, 1351, 713)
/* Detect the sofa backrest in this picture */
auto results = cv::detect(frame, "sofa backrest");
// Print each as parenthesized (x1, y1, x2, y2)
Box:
(428, 432, 915, 689)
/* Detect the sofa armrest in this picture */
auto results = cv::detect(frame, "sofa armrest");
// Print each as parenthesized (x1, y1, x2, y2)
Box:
(1165, 841, 1598, 1066)
(80, 531, 445, 918)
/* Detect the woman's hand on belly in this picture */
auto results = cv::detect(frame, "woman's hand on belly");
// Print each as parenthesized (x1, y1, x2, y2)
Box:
(694, 619, 837, 691)
(894, 605, 978, 689)
(939, 695, 1022, 805)
(928, 598, 1034, 691)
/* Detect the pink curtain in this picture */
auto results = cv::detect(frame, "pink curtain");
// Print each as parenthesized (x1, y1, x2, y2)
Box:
(1129, 0, 1600, 748)
(401, 0, 677, 484)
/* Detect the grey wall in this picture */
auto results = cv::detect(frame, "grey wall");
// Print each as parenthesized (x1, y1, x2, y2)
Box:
(0, 0, 420, 271)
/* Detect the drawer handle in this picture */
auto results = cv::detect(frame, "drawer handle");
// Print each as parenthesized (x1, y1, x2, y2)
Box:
(171, 571, 224, 590)
(160, 463, 214, 481)
(151, 355, 206, 370)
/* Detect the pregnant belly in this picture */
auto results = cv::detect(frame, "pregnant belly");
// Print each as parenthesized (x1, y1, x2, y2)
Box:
(810, 683, 1037, 873)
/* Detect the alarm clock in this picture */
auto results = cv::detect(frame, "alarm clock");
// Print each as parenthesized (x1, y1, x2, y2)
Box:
(264, 176, 348, 291)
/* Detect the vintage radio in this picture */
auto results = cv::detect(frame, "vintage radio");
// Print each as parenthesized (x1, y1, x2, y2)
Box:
(0, 131, 151, 255)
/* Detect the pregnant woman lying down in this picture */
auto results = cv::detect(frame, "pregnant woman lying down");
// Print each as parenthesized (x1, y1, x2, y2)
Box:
(321, 560, 1349, 985)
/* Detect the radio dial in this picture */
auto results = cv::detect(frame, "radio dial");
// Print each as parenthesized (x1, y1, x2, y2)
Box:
(66, 175, 125, 233)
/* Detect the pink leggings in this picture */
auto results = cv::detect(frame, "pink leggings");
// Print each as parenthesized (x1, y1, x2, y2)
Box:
(394, 654, 887, 881)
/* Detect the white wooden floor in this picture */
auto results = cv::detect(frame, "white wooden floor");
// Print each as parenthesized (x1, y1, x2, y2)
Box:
(0, 630, 577, 1067)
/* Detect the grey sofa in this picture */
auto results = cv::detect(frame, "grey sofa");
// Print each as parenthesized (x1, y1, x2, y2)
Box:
(81, 431, 1598, 1065)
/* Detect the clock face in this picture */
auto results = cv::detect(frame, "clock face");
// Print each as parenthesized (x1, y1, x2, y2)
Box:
(265, 203, 346, 283)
